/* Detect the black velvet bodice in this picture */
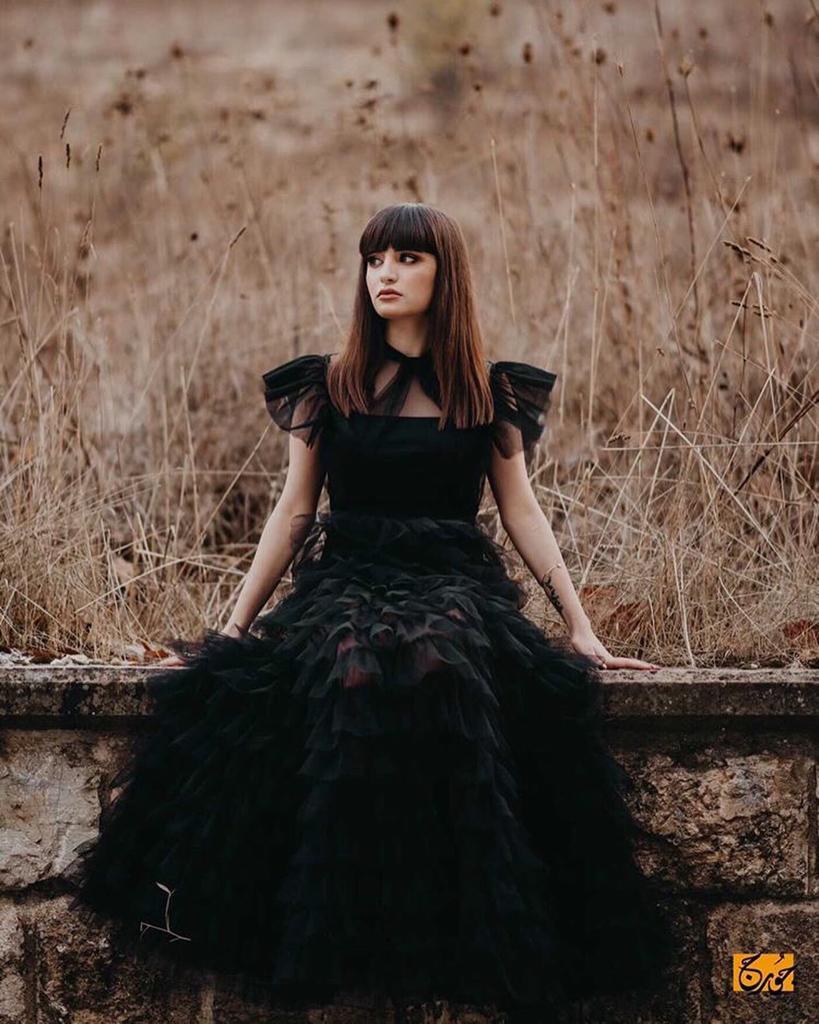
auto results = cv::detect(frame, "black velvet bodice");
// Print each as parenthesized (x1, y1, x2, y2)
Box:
(325, 408, 492, 521)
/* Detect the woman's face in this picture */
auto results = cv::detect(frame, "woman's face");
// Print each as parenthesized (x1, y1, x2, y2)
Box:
(365, 245, 438, 320)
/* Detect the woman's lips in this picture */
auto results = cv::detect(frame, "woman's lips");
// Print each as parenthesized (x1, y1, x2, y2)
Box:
(379, 293, 401, 299)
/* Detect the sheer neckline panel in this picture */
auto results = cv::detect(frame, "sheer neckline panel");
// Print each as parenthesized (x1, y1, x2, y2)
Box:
(353, 342, 445, 419)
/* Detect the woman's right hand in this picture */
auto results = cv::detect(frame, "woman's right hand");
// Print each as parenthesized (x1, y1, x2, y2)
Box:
(156, 622, 249, 668)
(157, 652, 186, 668)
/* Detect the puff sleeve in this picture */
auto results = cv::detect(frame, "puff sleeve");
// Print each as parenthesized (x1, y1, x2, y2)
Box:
(261, 352, 330, 449)
(489, 359, 557, 459)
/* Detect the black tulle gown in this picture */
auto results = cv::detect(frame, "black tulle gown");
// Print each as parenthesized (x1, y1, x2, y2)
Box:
(67, 339, 674, 1019)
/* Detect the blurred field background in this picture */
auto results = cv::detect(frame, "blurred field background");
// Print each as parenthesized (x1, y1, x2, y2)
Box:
(1, 0, 817, 666)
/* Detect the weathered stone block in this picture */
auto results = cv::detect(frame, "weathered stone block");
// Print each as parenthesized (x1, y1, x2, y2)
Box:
(32, 895, 203, 1023)
(706, 901, 818, 1024)
(0, 902, 25, 1024)
(622, 752, 811, 895)
(0, 731, 135, 891)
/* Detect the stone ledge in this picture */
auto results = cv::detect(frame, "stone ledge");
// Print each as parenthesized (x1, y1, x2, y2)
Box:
(2, 667, 817, 1023)
(0, 666, 817, 720)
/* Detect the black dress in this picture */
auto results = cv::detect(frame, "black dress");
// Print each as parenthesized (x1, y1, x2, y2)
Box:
(67, 339, 674, 1019)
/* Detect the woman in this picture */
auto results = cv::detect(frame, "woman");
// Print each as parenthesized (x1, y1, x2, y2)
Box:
(67, 203, 674, 1021)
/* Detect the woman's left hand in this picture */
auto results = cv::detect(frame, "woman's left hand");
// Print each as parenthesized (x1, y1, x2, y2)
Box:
(569, 628, 660, 671)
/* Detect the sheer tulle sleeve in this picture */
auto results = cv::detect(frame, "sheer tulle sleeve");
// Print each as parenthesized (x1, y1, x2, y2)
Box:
(489, 360, 558, 459)
(261, 353, 330, 449)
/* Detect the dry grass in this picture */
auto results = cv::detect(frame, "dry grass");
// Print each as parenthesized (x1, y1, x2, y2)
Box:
(1, 0, 817, 666)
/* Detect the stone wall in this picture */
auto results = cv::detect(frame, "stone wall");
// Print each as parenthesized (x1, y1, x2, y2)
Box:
(0, 667, 817, 1023)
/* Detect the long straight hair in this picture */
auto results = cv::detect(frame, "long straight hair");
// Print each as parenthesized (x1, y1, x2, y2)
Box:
(326, 203, 495, 430)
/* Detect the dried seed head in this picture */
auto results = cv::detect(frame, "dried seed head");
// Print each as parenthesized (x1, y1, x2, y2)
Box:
(678, 55, 695, 77)
(727, 132, 745, 153)
(113, 94, 133, 116)
(722, 239, 753, 263)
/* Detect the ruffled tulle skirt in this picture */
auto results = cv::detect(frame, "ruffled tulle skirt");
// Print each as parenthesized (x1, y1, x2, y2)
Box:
(65, 509, 674, 1018)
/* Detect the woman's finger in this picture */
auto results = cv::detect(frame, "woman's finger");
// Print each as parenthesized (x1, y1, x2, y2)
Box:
(601, 656, 660, 671)
(157, 655, 185, 668)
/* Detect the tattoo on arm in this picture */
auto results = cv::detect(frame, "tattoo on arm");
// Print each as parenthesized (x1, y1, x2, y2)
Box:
(539, 564, 564, 617)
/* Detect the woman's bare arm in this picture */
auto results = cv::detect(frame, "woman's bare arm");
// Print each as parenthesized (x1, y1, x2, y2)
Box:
(223, 429, 326, 634)
(487, 444, 659, 670)
(159, 430, 325, 665)
(487, 445, 591, 636)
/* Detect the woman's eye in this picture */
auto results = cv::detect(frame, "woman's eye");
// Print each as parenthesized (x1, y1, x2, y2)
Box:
(367, 253, 417, 267)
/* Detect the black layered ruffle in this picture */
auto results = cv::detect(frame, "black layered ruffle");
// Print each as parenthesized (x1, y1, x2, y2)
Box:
(66, 510, 674, 1017)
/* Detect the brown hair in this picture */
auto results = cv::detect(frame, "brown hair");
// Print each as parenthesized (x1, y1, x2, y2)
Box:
(326, 203, 494, 430)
